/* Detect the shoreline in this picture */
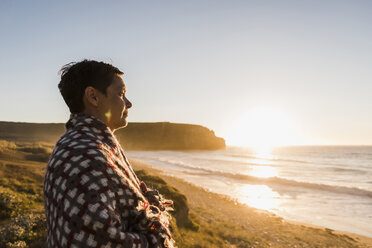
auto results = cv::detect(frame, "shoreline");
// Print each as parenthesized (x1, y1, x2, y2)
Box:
(130, 159, 372, 248)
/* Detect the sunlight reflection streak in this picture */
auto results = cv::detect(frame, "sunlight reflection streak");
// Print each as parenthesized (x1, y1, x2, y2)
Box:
(237, 184, 280, 211)
(249, 166, 277, 178)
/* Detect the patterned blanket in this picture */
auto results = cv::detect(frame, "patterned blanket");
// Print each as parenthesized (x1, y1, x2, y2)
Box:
(44, 113, 174, 248)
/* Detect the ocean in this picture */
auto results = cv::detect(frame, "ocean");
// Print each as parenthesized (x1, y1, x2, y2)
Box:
(126, 146, 372, 237)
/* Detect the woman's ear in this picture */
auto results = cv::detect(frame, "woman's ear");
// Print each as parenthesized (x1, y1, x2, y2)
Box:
(84, 86, 99, 107)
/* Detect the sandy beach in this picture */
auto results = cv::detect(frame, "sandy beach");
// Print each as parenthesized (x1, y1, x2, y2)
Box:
(131, 159, 372, 248)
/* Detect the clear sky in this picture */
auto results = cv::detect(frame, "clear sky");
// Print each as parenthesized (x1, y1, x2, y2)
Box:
(1, 0, 371, 146)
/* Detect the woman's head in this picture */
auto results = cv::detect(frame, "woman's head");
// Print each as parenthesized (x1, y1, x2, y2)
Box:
(58, 60, 132, 131)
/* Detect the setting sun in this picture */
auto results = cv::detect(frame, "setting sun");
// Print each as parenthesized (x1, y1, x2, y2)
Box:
(228, 107, 302, 149)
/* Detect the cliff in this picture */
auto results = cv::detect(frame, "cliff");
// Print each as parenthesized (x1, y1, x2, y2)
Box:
(116, 122, 225, 150)
(0, 121, 225, 150)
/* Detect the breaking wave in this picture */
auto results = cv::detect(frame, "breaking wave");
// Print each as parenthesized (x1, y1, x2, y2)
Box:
(153, 157, 372, 198)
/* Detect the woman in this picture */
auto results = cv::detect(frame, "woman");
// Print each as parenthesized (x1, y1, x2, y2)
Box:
(44, 60, 174, 248)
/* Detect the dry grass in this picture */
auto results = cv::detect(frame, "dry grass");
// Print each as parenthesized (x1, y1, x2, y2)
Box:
(0, 141, 48, 247)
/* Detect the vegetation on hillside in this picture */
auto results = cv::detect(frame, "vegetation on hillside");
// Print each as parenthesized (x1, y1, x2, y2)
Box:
(0, 141, 48, 247)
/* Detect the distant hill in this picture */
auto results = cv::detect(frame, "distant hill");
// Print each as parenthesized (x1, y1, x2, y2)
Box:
(0, 121, 225, 150)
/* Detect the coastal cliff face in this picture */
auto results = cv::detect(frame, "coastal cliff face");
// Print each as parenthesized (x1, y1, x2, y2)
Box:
(0, 121, 225, 150)
(116, 122, 225, 150)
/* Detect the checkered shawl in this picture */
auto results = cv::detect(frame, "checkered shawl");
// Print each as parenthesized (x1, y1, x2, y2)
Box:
(44, 113, 174, 248)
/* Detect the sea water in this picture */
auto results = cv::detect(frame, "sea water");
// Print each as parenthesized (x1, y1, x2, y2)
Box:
(126, 146, 372, 237)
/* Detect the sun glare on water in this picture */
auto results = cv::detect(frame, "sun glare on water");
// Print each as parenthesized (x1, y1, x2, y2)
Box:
(237, 184, 280, 211)
(249, 166, 277, 178)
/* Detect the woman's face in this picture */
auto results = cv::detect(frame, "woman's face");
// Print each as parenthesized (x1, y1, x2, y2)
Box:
(97, 74, 132, 131)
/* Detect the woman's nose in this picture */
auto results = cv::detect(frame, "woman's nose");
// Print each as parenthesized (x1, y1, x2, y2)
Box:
(125, 97, 132, 109)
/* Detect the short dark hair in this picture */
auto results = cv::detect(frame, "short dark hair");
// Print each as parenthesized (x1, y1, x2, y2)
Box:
(58, 59, 123, 113)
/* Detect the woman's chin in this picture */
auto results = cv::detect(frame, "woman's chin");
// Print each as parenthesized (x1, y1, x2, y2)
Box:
(112, 119, 128, 131)
(121, 120, 128, 128)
